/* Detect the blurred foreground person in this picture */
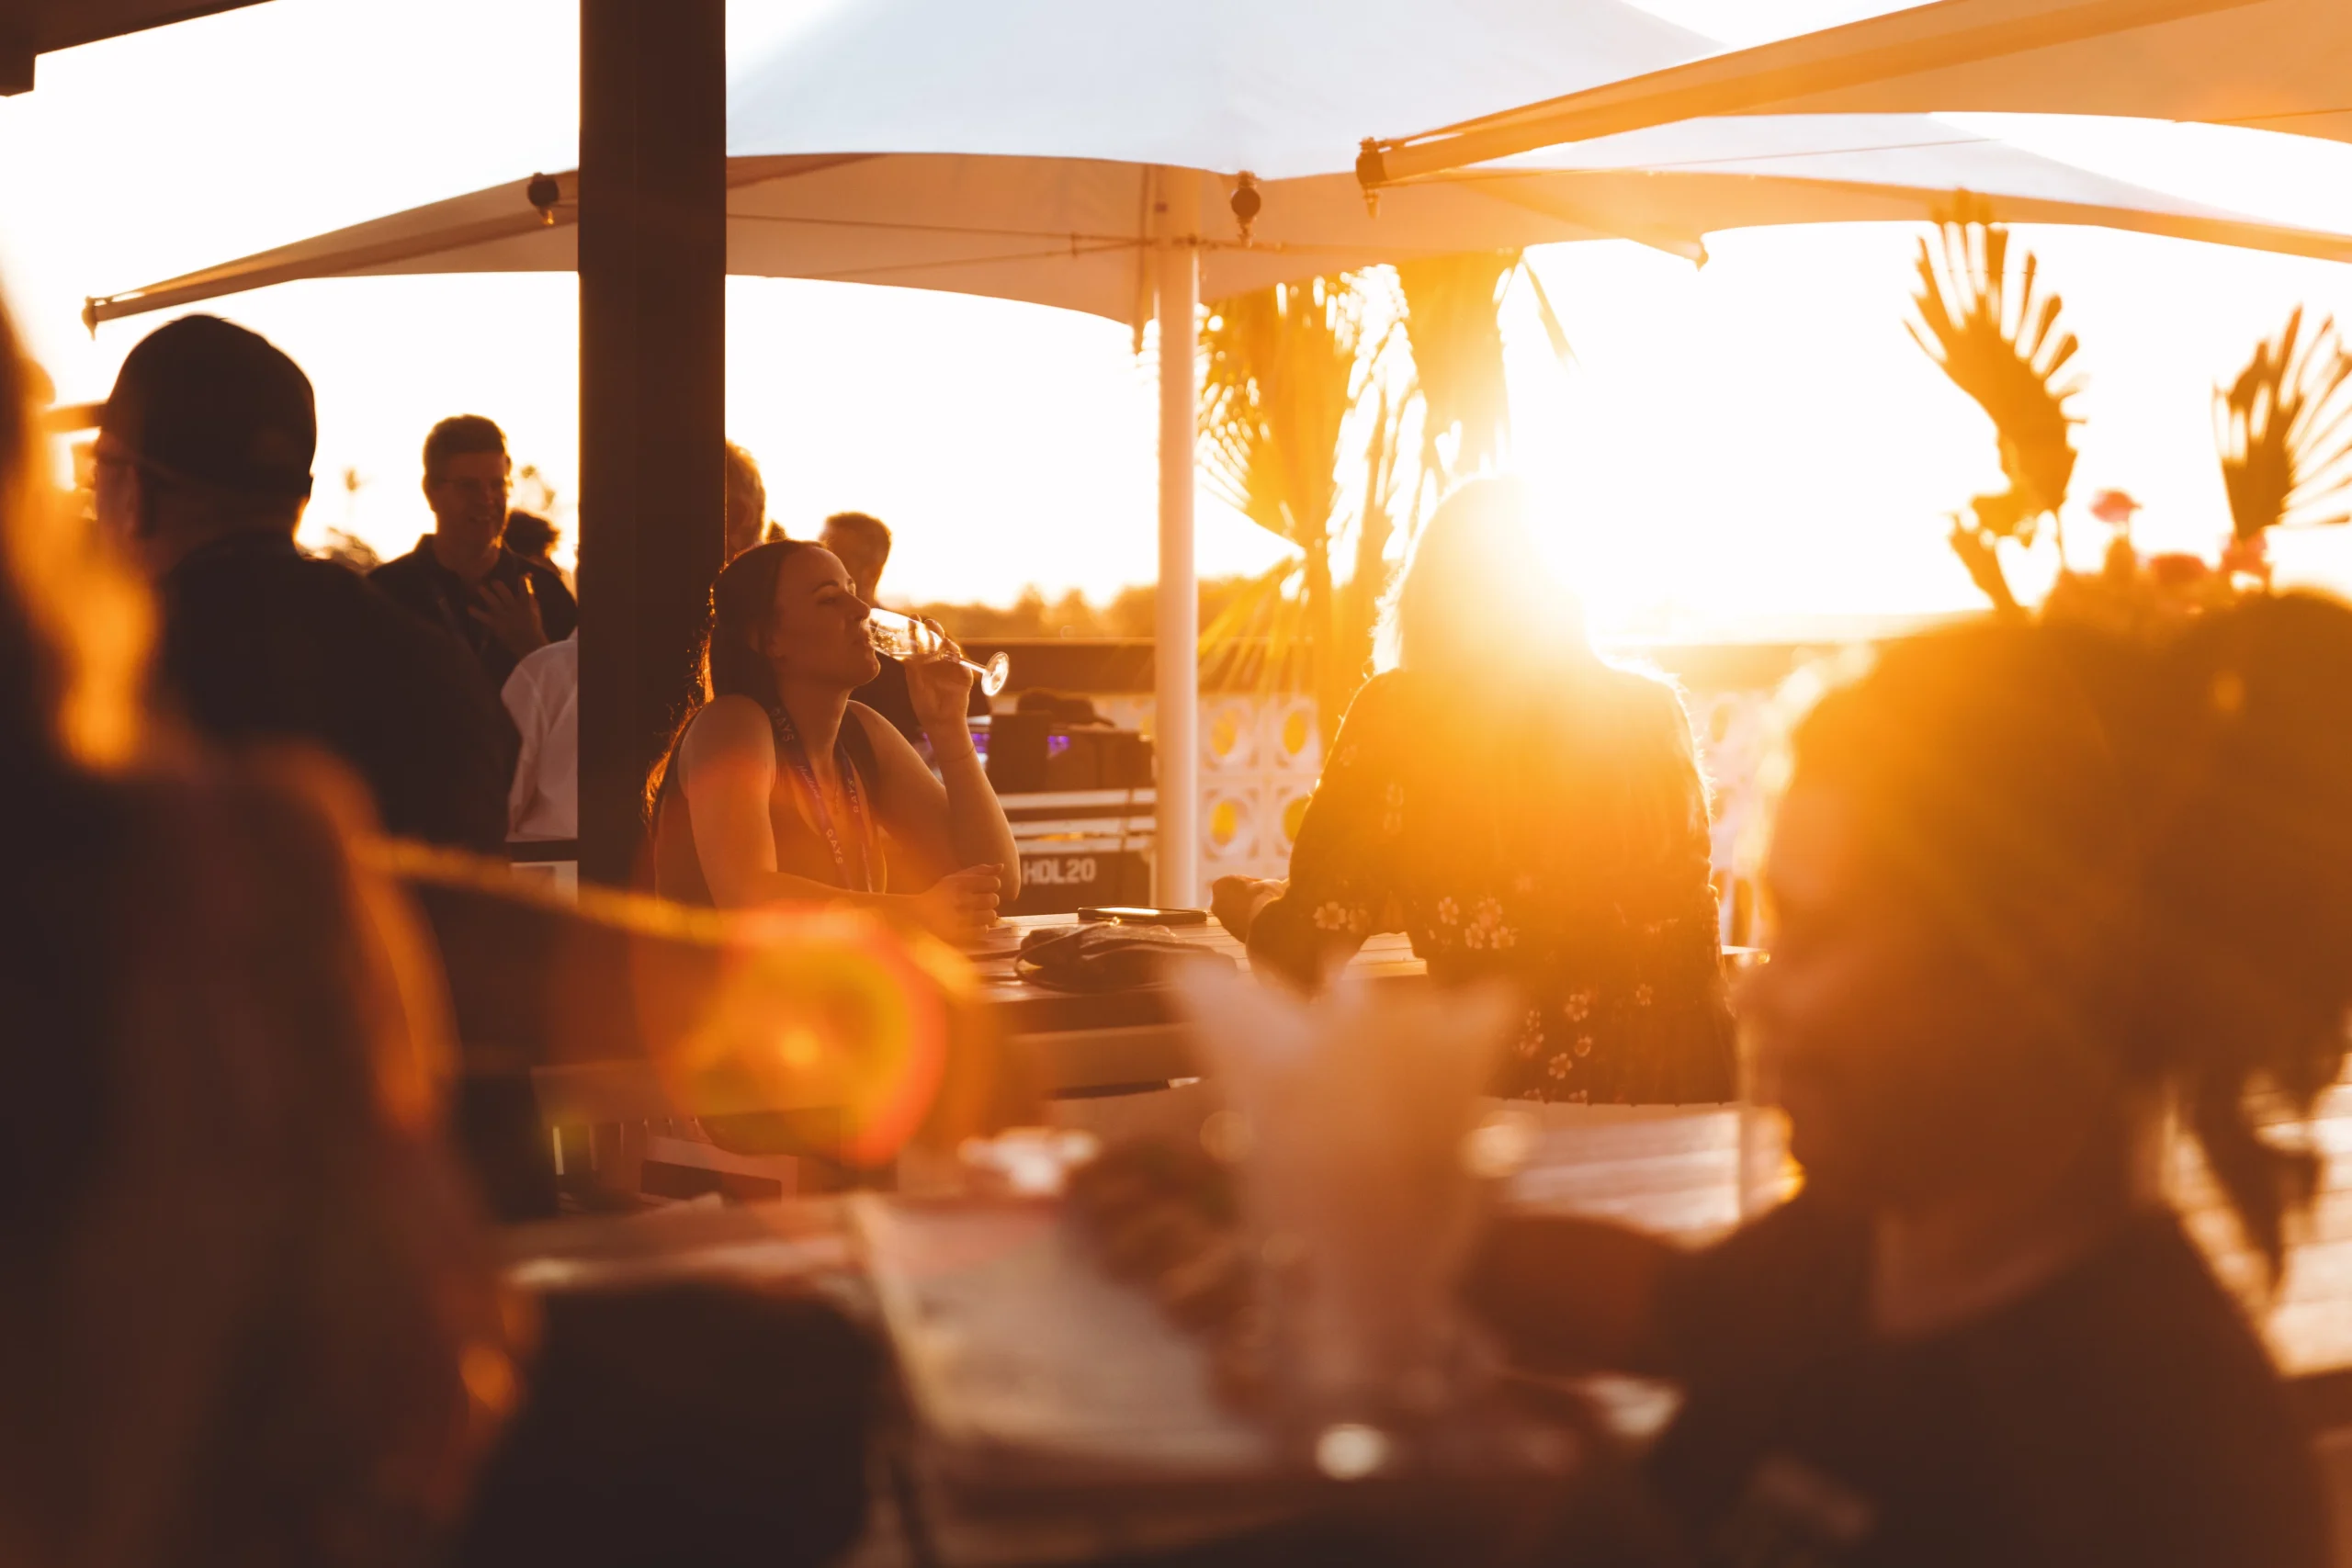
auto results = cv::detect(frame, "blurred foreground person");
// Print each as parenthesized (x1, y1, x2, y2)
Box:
(647, 539, 1016, 938)
(95, 316, 510, 851)
(1214, 478, 1735, 1104)
(1475, 613, 2352, 1567)
(0, 292, 516, 1563)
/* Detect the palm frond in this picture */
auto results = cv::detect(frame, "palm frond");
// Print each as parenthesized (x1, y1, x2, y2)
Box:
(1329, 380, 1410, 722)
(1197, 278, 1365, 548)
(2216, 307, 2352, 539)
(1909, 196, 2084, 524)
(1909, 196, 2086, 612)
(1519, 258, 1576, 367)
(1196, 276, 1377, 716)
(1199, 555, 1311, 693)
(1395, 252, 1517, 484)
(1194, 254, 1554, 734)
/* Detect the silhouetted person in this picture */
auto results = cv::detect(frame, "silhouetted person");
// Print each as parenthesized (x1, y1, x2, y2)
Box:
(1474, 610, 2352, 1567)
(817, 510, 889, 624)
(1215, 479, 1735, 1104)
(94, 316, 511, 852)
(726, 440, 771, 561)
(0, 278, 516, 1568)
(502, 508, 561, 573)
(373, 415, 577, 691)
(821, 508, 984, 749)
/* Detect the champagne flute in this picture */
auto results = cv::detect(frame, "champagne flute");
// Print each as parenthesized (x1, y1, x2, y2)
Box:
(867, 606, 1011, 696)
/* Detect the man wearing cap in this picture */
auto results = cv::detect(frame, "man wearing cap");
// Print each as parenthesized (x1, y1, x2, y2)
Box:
(370, 415, 577, 692)
(94, 314, 511, 852)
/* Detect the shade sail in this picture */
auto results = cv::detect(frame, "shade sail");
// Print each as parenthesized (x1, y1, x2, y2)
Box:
(84, 129, 2352, 329)
(85, 0, 2352, 327)
(1366, 0, 2352, 186)
(6, 0, 277, 93)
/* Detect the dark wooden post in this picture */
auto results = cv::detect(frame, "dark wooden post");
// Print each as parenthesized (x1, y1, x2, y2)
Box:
(577, 0, 727, 887)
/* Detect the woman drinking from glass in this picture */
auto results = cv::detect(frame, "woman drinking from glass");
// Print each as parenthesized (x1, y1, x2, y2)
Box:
(1213, 478, 1736, 1105)
(648, 539, 1017, 938)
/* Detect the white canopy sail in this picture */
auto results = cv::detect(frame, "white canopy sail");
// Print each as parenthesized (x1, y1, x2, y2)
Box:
(1364, 0, 2351, 186)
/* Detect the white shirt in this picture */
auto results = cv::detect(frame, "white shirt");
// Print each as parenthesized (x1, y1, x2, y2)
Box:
(503, 631, 577, 840)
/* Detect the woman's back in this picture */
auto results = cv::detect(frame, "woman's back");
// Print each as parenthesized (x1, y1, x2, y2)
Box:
(1251, 665, 1735, 1103)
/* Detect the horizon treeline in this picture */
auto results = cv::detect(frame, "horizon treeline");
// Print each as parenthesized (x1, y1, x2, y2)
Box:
(910, 576, 1261, 640)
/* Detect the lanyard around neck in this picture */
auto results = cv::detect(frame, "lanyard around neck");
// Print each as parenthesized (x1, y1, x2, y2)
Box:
(767, 704, 875, 894)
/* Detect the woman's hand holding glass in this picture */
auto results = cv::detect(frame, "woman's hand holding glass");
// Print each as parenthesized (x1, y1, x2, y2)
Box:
(900, 618, 981, 747)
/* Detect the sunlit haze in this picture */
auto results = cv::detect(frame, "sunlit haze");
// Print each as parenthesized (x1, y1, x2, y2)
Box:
(7, 0, 2352, 637)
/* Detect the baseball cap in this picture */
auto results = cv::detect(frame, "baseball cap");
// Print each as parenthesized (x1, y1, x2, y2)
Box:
(102, 315, 316, 499)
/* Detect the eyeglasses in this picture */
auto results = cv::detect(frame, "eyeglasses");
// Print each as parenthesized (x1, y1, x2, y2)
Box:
(429, 476, 512, 501)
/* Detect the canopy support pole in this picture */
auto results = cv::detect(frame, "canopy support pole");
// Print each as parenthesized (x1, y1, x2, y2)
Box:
(1153, 170, 1200, 908)
(576, 0, 728, 887)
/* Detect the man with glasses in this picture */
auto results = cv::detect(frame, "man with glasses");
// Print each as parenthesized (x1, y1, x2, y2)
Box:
(372, 414, 578, 689)
(94, 316, 511, 851)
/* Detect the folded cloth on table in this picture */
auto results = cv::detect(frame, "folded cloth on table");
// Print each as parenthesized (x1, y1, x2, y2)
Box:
(1015, 924, 1236, 993)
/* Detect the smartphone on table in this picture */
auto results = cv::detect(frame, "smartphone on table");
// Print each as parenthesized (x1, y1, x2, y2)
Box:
(1077, 906, 1210, 926)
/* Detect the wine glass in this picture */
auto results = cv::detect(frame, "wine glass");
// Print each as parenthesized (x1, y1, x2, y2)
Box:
(867, 606, 1011, 696)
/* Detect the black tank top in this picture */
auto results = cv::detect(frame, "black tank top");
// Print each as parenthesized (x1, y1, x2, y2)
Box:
(650, 702, 884, 906)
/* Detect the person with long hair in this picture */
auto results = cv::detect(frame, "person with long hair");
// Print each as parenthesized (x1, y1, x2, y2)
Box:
(649, 538, 1016, 936)
(1212, 478, 1735, 1104)
(0, 283, 516, 1564)
(1474, 610, 2352, 1565)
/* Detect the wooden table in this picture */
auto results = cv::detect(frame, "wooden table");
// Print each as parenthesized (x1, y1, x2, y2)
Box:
(510, 1064, 2352, 1383)
(508, 914, 1430, 1128)
(501, 1071, 2352, 1566)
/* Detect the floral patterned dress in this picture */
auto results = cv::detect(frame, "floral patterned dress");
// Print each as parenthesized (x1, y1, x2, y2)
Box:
(1249, 666, 1736, 1104)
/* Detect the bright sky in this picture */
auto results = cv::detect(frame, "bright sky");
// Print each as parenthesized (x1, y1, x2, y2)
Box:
(6, 0, 2352, 637)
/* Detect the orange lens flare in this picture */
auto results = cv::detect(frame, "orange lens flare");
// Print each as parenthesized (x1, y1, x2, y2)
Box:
(659, 908, 954, 1168)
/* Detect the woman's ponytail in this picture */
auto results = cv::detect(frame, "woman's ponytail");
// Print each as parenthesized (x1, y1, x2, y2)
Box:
(2130, 592, 2352, 1278)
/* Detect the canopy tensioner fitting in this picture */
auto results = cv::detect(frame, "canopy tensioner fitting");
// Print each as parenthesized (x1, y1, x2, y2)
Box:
(1231, 172, 1261, 244)
(526, 173, 562, 225)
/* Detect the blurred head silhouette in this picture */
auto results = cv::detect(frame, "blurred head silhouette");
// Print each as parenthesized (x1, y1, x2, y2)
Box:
(503, 508, 560, 569)
(819, 510, 891, 604)
(1747, 609, 2352, 1273)
(93, 313, 316, 580)
(725, 441, 768, 564)
(1378, 476, 1586, 686)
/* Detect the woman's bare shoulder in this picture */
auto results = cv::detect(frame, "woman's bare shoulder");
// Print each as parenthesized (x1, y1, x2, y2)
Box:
(843, 699, 903, 750)
(677, 695, 775, 774)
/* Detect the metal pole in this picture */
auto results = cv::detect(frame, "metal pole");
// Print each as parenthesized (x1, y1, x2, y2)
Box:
(1153, 168, 1201, 908)
(576, 0, 728, 887)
